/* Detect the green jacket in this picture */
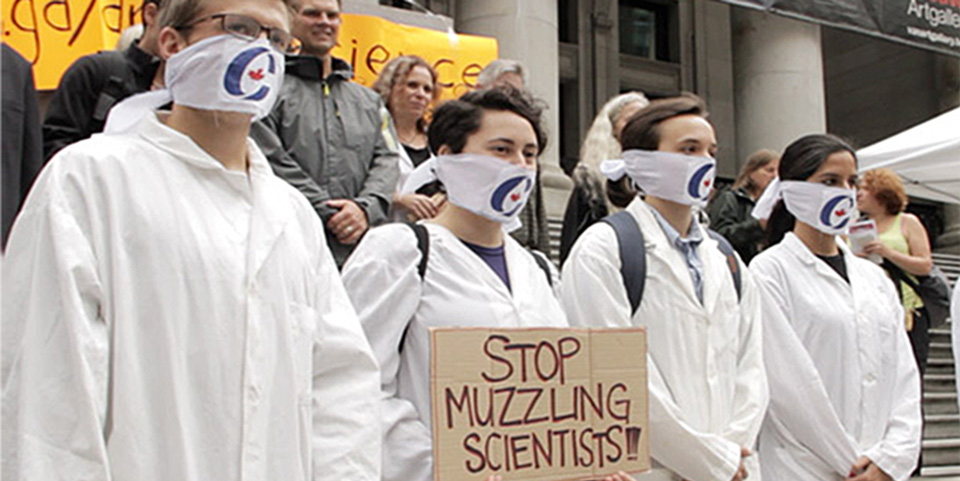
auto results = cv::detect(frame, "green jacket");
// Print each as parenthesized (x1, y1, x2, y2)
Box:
(251, 56, 399, 268)
(706, 187, 765, 264)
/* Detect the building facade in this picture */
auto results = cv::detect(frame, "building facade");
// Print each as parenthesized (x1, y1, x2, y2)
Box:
(355, 0, 960, 254)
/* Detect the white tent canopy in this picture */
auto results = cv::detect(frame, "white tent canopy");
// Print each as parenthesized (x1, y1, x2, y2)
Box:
(857, 107, 960, 205)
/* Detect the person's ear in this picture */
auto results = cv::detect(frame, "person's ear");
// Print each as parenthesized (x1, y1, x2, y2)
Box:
(142, 2, 159, 27)
(437, 145, 453, 156)
(156, 26, 188, 61)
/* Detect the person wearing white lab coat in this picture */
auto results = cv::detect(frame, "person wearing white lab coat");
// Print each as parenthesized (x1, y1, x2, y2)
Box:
(749, 134, 921, 481)
(341, 87, 568, 481)
(562, 94, 768, 481)
(1, 2, 380, 480)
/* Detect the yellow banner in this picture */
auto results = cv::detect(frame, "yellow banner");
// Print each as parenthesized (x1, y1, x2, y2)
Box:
(3, 0, 143, 90)
(3, 7, 498, 95)
(331, 14, 498, 100)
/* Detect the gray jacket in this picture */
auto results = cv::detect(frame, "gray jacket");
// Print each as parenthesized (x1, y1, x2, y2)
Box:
(251, 56, 399, 267)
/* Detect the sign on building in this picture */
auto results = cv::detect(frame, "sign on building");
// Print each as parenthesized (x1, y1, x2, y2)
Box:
(717, 0, 960, 58)
(430, 327, 650, 481)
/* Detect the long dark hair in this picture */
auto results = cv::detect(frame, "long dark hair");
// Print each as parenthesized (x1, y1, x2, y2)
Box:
(765, 134, 856, 247)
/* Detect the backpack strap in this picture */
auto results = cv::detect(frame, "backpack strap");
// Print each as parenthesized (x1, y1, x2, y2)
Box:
(706, 230, 742, 302)
(399, 223, 430, 354)
(410, 223, 430, 279)
(601, 211, 647, 316)
(529, 249, 554, 288)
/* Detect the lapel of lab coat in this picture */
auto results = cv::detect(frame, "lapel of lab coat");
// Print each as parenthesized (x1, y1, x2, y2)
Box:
(137, 115, 295, 282)
(245, 140, 297, 279)
(627, 199, 706, 311)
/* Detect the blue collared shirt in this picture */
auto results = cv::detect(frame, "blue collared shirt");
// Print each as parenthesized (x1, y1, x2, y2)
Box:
(649, 207, 705, 303)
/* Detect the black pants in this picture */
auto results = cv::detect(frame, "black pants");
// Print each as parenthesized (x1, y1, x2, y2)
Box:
(909, 308, 930, 377)
(908, 307, 929, 474)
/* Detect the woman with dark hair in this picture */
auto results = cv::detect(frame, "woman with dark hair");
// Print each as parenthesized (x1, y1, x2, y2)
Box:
(857, 168, 934, 374)
(706, 149, 779, 263)
(750, 134, 922, 481)
(372, 55, 445, 220)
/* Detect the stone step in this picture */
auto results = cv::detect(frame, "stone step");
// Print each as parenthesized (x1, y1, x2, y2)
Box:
(926, 414, 960, 439)
(920, 464, 960, 476)
(922, 438, 960, 467)
(925, 392, 960, 415)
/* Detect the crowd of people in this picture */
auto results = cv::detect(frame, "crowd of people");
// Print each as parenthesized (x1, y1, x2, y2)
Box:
(1, 0, 950, 480)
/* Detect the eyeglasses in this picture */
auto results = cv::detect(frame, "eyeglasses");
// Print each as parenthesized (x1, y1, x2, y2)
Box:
(177, 13, 300, 54)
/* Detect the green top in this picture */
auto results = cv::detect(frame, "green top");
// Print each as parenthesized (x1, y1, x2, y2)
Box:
(878, 213, 923, 310)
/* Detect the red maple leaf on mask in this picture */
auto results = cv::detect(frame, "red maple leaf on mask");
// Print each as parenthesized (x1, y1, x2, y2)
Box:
(510, 193, 521, 202)
(249, 69, 265, 81)
(835, 209, 846, 216)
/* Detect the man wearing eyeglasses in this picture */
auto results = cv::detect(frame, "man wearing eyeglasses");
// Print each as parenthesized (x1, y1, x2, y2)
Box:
(42, 0, 165, 161)
(1, 1, 381, 480)
(251, 0, 400, 269)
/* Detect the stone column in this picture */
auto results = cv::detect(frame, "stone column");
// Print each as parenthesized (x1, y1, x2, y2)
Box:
(455, 0, 571, 219)
(732, 8, 826, 161)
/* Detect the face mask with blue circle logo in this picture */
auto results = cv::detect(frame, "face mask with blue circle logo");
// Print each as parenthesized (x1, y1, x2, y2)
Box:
(433, 153, 536, 232)
(104, 34, 284, 134)
(780, 181, 857, 236)
(600, 150, 717, 207)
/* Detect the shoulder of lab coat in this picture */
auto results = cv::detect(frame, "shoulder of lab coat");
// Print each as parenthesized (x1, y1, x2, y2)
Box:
(2, 138, 124, 480)
(560, 217, 631, 328)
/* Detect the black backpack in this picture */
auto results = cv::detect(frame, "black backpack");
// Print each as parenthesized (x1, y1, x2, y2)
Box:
(601, 211, 742, 316)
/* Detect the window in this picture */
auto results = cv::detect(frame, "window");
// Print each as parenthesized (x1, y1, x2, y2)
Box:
(559, 0, 578, 43)
(618, 0, 675, 62)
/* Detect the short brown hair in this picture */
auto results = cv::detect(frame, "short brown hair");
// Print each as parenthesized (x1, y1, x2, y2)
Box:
(429, 87, 547, 156)
(620, 93, 708, 151)
(861, 168, 908, 215)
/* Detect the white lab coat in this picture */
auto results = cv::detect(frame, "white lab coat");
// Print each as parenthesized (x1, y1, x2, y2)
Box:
(561, 198, 769, 481)
(749, 233, 921, 481)
(340, 222, 567, 481)
(1, 113, 381, 481)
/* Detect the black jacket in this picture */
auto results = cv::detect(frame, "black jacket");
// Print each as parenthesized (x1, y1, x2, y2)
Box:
(42, 43, 159, 160)
(2, 45, 44, 249)
(706, 187, 765, 263)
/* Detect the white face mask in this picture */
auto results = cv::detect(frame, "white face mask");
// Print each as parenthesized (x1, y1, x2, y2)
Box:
(780, 181, 857, 235)
(434, 153, 536, 229)
(601, 150, 717, 207)
(104, 35, 284, 134)
(167, 34, 284, 120)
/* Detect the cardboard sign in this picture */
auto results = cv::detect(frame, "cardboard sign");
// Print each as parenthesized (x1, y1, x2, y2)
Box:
(331, 14, 498, 100)
(431, 327, 649, 481)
